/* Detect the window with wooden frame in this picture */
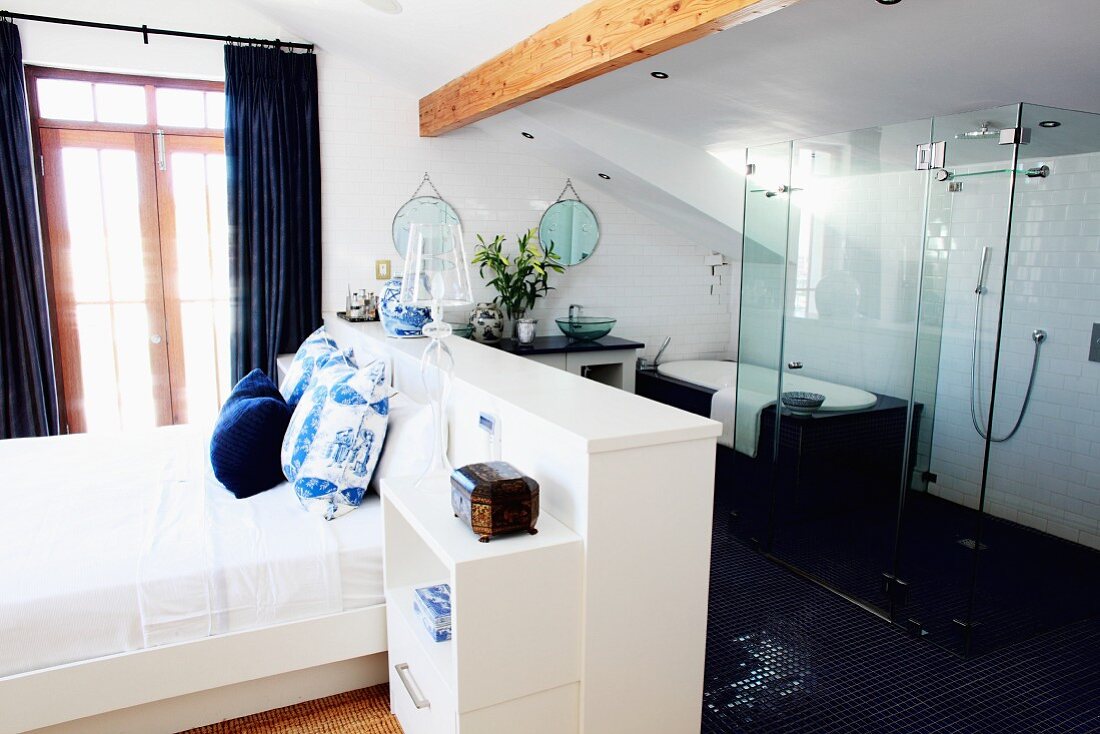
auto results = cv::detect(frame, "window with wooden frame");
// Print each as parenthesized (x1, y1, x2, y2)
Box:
(27, 66, 231, 434)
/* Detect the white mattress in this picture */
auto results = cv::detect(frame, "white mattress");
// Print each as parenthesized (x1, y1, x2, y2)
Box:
(0, 426, 384, 678)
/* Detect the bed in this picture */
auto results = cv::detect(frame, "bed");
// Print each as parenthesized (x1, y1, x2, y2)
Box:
(0, 424, 387, 732)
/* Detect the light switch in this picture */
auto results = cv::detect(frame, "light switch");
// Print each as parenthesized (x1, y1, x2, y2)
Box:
(375, 259, 391, 280)
(1090, 323, 1100, 363)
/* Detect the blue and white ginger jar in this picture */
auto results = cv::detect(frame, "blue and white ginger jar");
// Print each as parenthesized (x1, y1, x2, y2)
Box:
(380, 276, 432, 338)
(470, 302, 504, 344)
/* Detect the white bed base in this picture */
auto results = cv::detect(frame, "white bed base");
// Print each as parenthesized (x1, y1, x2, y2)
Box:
(2, 604, 388, 734)
(4, 310, 721, 734)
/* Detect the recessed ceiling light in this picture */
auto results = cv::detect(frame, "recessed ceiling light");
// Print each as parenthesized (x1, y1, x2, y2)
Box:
(650, 71, 669, 79)
(876, 0, 902, 4)
(1039, 120, 1061, 128)
(360, 0, 402, 14)
(521, 131, 534, 139)
(598, 173, 611, 180)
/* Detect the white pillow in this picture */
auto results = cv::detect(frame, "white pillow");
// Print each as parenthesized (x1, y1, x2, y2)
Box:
(371, 393, 434, 493)
(281, 359, 390, 520)
(280, 326, 345, 407)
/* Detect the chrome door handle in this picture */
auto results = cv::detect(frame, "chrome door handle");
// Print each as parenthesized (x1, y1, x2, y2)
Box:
(150, 334, 163, 345)
(394, 663, 430, 709)
(787, 361, 803, 370)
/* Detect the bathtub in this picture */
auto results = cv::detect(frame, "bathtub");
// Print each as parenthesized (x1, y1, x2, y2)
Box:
(655, 360, 878, 456)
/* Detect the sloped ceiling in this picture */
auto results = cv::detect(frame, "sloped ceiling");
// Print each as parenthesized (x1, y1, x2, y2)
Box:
(548, 0, 1100, 153)
(470, 0, 1100, 254)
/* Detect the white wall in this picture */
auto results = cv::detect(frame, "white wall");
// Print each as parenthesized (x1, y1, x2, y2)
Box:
(11, 1, 736, 364)
(316, 54, 733, 362)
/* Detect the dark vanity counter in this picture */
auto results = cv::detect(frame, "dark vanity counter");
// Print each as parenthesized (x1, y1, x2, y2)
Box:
(494, 335, 644, 355)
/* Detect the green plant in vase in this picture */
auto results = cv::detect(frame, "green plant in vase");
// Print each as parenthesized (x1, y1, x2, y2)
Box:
(472, 229, 565, 325)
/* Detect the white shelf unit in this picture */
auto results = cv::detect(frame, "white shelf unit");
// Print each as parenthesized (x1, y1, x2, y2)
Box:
(331, 318, 720, 733)
(382, 474, 583, 734)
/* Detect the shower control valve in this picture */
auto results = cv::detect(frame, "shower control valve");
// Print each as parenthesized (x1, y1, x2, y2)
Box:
(787, 361, 803, 370)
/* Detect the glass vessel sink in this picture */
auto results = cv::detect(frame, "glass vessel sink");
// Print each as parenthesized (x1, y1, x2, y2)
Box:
(555, 316, 616, 341)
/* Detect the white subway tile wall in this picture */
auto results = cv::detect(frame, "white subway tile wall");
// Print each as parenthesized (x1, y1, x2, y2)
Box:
(927, 151, 1100, 549)
(316, 55, 734, 363)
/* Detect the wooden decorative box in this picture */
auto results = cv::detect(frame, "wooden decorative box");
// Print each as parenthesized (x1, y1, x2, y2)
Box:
(450, 462, 539, 543)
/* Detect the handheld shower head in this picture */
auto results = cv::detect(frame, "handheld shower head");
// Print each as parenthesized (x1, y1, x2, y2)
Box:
(975, 246, 991, 294)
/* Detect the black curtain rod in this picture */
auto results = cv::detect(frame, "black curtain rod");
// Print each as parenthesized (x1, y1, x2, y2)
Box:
(0, 10, 314, 51)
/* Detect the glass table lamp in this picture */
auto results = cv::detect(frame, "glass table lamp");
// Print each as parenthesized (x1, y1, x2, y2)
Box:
(399, 223, 474, 483)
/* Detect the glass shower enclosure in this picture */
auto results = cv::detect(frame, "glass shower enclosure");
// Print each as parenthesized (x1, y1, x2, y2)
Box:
(731, 103, 1100, 655)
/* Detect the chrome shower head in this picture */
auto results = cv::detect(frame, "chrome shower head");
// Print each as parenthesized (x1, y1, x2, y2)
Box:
(956, 122, 1001, 140)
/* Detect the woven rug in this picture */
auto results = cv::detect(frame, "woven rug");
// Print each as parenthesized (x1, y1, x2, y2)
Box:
(180, 684, 402, 734)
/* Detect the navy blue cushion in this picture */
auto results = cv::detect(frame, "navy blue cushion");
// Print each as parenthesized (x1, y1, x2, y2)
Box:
(210, 369, 294, 499)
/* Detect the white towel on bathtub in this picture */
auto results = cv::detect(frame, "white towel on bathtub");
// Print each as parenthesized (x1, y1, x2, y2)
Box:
(711, 386, 776, 458)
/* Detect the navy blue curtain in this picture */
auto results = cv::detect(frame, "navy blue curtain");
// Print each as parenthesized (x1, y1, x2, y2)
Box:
(0, 21, 59, 439)
(225, 45, 321, 382)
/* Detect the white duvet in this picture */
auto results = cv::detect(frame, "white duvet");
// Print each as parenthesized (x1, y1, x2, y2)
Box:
(0, 426, 384, 678)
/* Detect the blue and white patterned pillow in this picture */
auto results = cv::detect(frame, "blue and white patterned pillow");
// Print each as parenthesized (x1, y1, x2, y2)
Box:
(281, 359, 390, 520)
(280, 327, 346, 407)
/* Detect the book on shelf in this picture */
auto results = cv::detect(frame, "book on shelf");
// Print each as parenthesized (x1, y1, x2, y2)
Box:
(413, 583, 451, 643)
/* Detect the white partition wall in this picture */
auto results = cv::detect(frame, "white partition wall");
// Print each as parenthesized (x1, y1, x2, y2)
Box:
(326, 316, 721, 734)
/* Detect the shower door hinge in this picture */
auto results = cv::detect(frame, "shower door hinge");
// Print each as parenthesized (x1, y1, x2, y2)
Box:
(999, 127, 1031, 145)
(915, 141, 946, 171)
(881, 573, 910, 606)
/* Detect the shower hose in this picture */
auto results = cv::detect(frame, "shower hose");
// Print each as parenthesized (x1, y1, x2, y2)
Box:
(969, 288, 1045, 443)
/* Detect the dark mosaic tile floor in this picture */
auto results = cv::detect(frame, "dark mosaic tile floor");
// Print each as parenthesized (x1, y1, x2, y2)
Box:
(702, 489, 1100, 733)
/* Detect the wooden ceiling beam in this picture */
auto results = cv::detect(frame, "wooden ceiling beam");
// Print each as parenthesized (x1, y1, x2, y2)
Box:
(419, 0, 801, 137)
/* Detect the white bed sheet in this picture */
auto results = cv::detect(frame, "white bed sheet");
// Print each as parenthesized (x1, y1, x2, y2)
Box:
(0, 426, 383, 678)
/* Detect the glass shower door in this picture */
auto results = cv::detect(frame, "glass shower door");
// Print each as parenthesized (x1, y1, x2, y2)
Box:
(732, 103, 1100, 656)
(965, 104, 1100, 655)
(765, 119, 933, 614)
(895, 105, 1022, 653)
(726, 142, 792, 546)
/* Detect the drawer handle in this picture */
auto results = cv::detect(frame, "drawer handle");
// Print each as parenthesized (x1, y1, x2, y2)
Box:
(395, 663, 430, 709)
